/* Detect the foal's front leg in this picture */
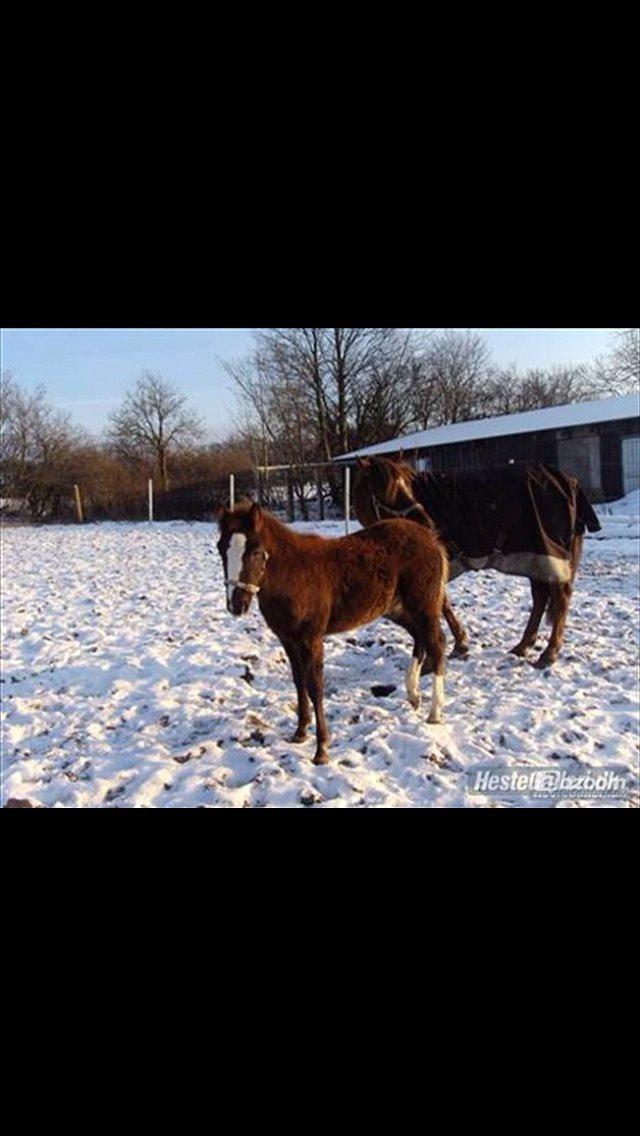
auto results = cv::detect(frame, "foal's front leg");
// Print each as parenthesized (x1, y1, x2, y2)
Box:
(299, 637, 330, 764)
(281, 637, 311, 743)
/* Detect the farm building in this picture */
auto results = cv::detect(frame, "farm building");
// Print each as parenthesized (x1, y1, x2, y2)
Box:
(341, 393, 640, 502)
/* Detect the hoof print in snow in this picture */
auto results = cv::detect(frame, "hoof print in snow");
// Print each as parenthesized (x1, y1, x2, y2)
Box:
(300, 788, 321, 807)
(104, 785, 126, 803)
(250, 729, 266, 744)
(371, 684, 397, 698)
(159, 714, 171, 728)
(241, 667, 254, 684)
(174, 751, 193, 764)
(424, 751, 449, 769)
(4, 798, 39, 808)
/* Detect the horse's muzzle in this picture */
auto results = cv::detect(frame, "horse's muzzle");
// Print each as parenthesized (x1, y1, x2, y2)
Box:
(228, 588, 253, 616)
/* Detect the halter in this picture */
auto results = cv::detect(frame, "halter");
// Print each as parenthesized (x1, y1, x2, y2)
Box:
(228, 579, 261, 595)
(227, 550, 269, 597)
(372, 494, 426, 522)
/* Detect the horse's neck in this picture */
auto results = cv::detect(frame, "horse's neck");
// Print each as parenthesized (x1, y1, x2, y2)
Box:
(262, 515, 307, 574)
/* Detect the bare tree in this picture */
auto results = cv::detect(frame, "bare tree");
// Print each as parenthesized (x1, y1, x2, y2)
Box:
(486, 364, 597, 416)
(108, 372, 203, 491)
(410, 330, 492, 426)
(227, 329, 410, 462)
(590, 329, 639, 395)
(1, 373, 88, 517)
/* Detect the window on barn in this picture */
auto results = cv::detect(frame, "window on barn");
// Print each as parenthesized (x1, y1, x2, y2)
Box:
(622, 436, 640, 495)
(557, 434, 602, 494)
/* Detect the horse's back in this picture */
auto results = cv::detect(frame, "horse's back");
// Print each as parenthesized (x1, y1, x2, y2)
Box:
(416, 463, 594, 562)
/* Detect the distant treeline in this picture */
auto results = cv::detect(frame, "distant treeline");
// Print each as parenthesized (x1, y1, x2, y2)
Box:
(1, 329, 636, 521)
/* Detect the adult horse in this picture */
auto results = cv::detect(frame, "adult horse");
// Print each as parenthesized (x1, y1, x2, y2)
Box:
(353, 456, 601, 668)
(216, 501, 448, 764)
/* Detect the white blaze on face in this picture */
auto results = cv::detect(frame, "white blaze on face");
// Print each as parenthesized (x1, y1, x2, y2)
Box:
(227, 533, 247, 602)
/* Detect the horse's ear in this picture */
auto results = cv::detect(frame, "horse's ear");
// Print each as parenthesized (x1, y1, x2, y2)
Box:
(356, 456, 370, 469)
(249, 503, 264, 533)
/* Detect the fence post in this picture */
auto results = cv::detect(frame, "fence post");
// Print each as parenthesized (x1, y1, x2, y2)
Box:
(256, 469, 264, 506)
(316, 468, 325, 521)
(73, 484, 84, 523)
(148, 478, 153, 522)
(344, 465, 350, 535)
(229, 473, 235, 510)
(287, 469, 295, 522)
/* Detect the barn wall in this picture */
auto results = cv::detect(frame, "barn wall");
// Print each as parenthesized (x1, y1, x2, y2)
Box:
(413, 414, 640, 502)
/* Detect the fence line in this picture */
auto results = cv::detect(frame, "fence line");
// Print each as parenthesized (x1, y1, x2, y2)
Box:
(4, 453, 621, 525)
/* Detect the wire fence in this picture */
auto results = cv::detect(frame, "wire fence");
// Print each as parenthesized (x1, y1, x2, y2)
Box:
(1, 450, 634, 527)
(0, 464, 355, 528)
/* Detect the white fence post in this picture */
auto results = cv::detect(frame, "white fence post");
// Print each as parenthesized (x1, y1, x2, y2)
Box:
(148, 478, 153, 522)
(229, 473, 235, 511)
(344, 465, 351, 535)
(74, 484, 84, 524)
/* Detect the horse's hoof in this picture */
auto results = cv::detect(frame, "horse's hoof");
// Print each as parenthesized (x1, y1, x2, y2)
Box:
(427, 711, 443, 725)
(291, 730, 308, 744)
(450, 644, 470, 659)
(533, 653, 555, 669)
(313, 750, 330, 765)
(510, 644, 529, 657)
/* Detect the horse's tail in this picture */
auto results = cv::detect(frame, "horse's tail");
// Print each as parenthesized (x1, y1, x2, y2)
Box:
(545, 530, 584, 626)
(576, 485, 601, 534)
(436, 540, 449, 610)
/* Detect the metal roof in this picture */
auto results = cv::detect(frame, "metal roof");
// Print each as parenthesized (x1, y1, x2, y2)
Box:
(339, 393, 639, 460)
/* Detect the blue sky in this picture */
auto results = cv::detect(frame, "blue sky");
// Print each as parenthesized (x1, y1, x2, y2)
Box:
(1, 327, 621, 438)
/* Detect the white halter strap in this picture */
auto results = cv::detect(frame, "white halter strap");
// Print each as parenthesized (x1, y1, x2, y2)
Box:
(228, 579, 261, 594)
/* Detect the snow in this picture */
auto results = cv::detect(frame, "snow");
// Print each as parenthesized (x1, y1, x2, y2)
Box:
(340, 393, 639, 459)
(1, 501, 638, 808)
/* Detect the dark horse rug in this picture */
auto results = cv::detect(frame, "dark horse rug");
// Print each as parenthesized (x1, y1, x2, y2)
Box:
(408, 465, 601, 584)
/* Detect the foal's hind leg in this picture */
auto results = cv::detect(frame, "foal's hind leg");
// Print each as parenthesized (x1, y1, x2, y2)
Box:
(442, 594, 469, 658)
(534, 582, 573, 669)
(510, 580, 549, 656)
(424, 615, 446, 723)
(406, 612, 446, 722)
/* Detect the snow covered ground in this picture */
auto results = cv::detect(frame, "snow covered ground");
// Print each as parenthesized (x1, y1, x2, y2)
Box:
(1, 498, 638, 808)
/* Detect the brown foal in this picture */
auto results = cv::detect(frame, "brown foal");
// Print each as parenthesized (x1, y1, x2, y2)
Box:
(217, 502, 448, 764)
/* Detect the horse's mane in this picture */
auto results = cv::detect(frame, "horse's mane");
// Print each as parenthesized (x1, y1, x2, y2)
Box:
(231, 499, 326, 546)
(369, 457, 417, 504)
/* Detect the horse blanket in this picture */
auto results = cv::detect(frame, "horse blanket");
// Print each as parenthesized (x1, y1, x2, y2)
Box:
(412, 464, 601, 584)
